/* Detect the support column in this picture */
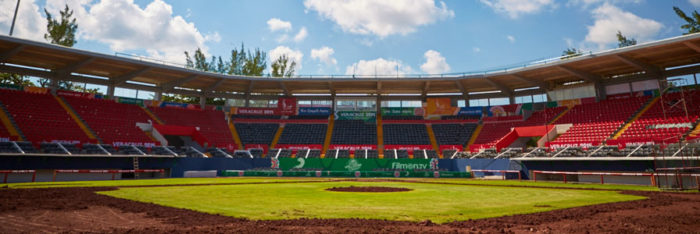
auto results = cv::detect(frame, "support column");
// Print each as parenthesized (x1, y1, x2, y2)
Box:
(199, 95, 206, 110)
(107, 84, 115, 99)
(244, 94, 251, 107)
(694, 73, 697, 86)
(331, 94, 337, 113)
(508, 95, 515, 105)
(154, 91, 162, 101)
(49, 79, 59, 95)
(595, 81, 607, 101)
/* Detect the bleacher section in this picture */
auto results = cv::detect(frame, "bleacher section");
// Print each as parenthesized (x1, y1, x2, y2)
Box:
(331, 120, 377, 145)
(149, 107, 234, 148)
(471, 107, 566, 150)
(234, 123, 279, 147)
(432, 123, 476, 147)
(64, 96, 155, 146)
(383, 124, 430, 145)
(0, 89, 90, 144)
(277, 124, 327, 145)
(549, 96, 648, 147)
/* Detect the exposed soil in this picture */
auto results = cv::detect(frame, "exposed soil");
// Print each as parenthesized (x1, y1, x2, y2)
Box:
(326, 186, 412, 192)
(0, 183, 698, 233)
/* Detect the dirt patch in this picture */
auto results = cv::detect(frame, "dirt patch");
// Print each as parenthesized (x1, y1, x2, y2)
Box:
(326, 186, 412, 192)
(0, 186, 698, 233)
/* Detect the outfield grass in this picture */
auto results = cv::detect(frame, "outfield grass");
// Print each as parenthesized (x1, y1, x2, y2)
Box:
(402, 178, 660, 191)
(6, 177, 335, 189)
(98, 181, 645, 223)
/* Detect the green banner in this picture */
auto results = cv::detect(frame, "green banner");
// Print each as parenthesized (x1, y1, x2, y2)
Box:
(335, 111, 376, 121)
(0, 84, 23, 90)
(222, 170, 470, 178)
(117, 97, 144, 106)
(276, 158, 439, 171)
(381, 107, 419, 116)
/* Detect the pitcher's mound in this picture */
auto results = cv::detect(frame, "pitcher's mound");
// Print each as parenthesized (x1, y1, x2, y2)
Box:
(325, 186, 412, 192)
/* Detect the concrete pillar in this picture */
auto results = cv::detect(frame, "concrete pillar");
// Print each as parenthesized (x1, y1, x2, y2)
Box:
(107, 85, 115, 99)
(49, 79, 59, 95)
(244, 95, 250, 107)
(375, 96, 381, 114)
(508, 95, 515, 105)
(331, 94, 337, 113)
(154, 91, 162, 101)
(199, 95, 206, 109)
(595, 81, 607, 101)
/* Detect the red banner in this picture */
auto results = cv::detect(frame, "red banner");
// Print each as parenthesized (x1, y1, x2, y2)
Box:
(56, 90, 95, 98)
(383, 145, 433, 154)
(235, 108, 279, 115)
(277, 97, 297, 115)
(329, 144, 376, 151)
(438, 145, 463, 152)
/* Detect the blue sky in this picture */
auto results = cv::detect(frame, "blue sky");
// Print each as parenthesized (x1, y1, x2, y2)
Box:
(1, 0, 698, 79)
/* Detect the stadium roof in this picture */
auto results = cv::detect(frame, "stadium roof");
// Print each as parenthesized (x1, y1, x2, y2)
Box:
(0, 33, 699, 99)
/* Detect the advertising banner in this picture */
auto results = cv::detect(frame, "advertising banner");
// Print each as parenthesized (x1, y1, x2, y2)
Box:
(328, 144, 377, 151)
(424, 97, 457, 116)
(380, 107, 422, 116)
(383, 145, 433, 154)
(457, 107, 483, 116)
(56, 90, 95, 98)
(298, 107, 331, 116)
(235, 107, 278, 115)
(278, 158, 439, 171)
(117, 97, 144, 106)
(277, 97, 297, 115)
(335, 111, 376, 121)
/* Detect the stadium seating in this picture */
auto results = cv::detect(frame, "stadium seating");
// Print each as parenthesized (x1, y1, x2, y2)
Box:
(266, 149, 292, 158)
(277, 124, 327, 145)
(149, 107, 234, 148)
(234, 123, 279, 146)
(0, 89, 90, 144)
(296, 149, 321, 158)
(64, 96, 155, 146)
(383, 149, 409, 159)
(331, 120, 377, 145)
(354, 149, 379, 159)
(413, 149, 439, 159)
(383, 124, 430, 145)
(549, 96, 648, 147)
(326, 149, 350, 158)
(432, 123, 476, 146)
(472, 107, 566, 149)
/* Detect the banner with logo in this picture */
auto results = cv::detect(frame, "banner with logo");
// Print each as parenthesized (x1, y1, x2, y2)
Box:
(335, 111, 376, 121)
(56, 90, 95, 98)
(278, 158, 438, 171)
(298, 107, 331, 116)
(117, 97, 144, 106)
(329, 144, 377, 151)
(457, 107, 483, 116)
(234, 107, 278, 115)
(424, 97, 457, 116)
(380, 107, 423, 116)
(277, 97, 297, 115)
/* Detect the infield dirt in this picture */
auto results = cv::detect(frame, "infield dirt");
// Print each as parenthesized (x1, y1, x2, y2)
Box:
(0, 182, 698, 233)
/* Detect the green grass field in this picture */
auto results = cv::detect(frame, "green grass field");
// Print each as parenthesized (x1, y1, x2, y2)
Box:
(80, 178, 647, 223)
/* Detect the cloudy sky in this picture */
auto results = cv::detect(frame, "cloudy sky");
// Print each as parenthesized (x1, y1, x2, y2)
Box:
(0, 0, 698, 78)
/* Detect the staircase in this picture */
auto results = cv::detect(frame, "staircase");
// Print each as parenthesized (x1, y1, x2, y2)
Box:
(465, 124, 483, 151)
(321, 114, 335, 158)
(54, 95, 102, 144)
(548, 107, 571, 124)
(0, 100, 25, 141)
(270, 125, 284, 149)
(141, 106, 164, 124)
(376, 113, 384, 158)
(611, 96, 660, 140)
(426, 124, 440, 158)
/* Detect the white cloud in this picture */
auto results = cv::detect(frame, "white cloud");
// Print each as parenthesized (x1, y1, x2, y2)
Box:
(304, 0, 454, 38)
(46, 0, 216, 64)
(567, 0, 642, 8)
(311, 46, 337, 65)
(267, 18, 292, 32)
(0, 0, 45, 41)
(293, 27, 308, 42)
(420, 50, 450, 74)
(473, 47, 481, 53)
(507, 35, 515, 43)
(345, 58, 413, 77)
(480, 0, 555, 19)
(584, 3, 662, 49)
(269, 46, 304, 70)
(690, 0, 700, 7)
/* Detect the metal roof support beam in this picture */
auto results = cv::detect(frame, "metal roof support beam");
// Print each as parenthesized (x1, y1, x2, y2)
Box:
(0, 45, 25, 63)
(377, 81, 382, 94)
(421, 81, 431, 97)
(557, 65, 602, 82)
(55, 57, 95, 75)
(483, 77, 512, 96)
(279, 81, 290, 96)
(111, 67, 152, 86)
(454, 80, 469, 100)
(614, 54, 661, 75)
(683, 41, 700, 53)
(328, 81, 336, 95)
(511, 74, 548, 89)
(161, 75, 199, 92)
(204, 79, 226, 94)
(244, 80, 255, 107)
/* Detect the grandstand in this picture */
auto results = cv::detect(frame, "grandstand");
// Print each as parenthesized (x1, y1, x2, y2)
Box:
(0, 33, 700, 185)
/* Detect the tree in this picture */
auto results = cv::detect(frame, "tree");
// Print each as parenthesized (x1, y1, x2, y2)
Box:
(561, 48, 582, 59)
(0, 73, 34, 87)
(242, 48, 267, 76)
(227, 44, 247, 75)
(616, 31, 637, 48)
(271, 54, 296, 77)
(673, 6, 700, 35)
(44, 5, 78, 47)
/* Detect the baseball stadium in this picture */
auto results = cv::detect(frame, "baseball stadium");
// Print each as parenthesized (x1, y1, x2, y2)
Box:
(1, 0, 699, 233)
